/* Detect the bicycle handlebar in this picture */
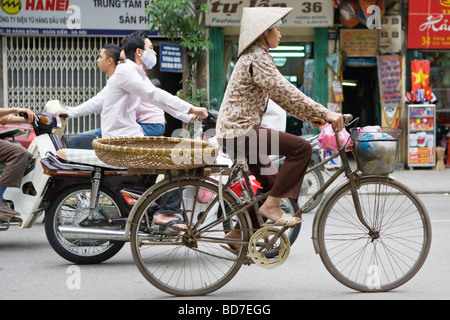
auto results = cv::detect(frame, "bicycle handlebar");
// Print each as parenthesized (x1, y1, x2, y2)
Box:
(343, 114, 353, 126)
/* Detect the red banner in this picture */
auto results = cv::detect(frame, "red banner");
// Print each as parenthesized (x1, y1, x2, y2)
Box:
(411, 60, 430, 92)
(408, 0, 450, 49)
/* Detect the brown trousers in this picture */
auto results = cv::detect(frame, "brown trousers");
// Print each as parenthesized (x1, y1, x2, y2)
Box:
(217, 125, 312, 200)
(0, 140, 33, 188)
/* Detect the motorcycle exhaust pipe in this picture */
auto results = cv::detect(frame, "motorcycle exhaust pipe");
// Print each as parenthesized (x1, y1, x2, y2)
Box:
(58, 226, 130, 241)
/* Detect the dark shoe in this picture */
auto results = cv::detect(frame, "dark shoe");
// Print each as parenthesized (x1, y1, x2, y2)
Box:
(0, 201, 18, 217)
(153, 214, 186, 231)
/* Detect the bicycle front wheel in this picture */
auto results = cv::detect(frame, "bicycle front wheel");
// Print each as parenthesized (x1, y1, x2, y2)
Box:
(317, 176, 431, 292)
(130, 178, 250, 296)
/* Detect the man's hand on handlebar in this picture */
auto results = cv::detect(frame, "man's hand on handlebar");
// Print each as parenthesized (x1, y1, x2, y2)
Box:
(189, 106, 208, 122)
(17, 108, 38, 123)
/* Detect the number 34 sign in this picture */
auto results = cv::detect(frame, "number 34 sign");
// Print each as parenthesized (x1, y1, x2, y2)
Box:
(408, 0, 450, 49)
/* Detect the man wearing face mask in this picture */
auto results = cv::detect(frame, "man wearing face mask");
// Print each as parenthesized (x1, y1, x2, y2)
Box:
(60, 38, 203, 147)
(67, 31, 202, 231)
(99, 30, 207, 139)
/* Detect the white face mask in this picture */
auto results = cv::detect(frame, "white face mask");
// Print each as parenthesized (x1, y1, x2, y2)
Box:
(141, 50, 157, 70)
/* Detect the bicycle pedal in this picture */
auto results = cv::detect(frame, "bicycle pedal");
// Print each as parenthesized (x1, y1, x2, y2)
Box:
(243, 254, 254, 266)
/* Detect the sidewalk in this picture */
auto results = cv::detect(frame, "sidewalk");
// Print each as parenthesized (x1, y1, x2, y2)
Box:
(390, 167, 450, 194)
(323, 162, 450, 195)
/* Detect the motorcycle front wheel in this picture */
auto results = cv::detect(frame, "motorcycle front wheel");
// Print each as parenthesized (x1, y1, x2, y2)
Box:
(45, 184, 126, 264)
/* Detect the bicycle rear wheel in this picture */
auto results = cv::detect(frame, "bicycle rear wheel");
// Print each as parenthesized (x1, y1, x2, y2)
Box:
(130, 178, 250, 296)
(298, 165, 324, 212)
(317, 176, 431, 292)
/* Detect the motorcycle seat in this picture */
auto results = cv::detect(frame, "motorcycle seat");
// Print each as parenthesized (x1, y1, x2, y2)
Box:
(56, 148, 127, 170)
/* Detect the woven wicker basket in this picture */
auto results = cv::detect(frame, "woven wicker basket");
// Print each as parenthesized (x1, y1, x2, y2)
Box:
(92, 137, 220, 170)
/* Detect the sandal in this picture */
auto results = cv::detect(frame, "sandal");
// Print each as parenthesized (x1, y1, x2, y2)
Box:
(261, 213, 302, 228)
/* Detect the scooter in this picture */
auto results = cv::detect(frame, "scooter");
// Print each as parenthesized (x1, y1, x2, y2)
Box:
(1, 110, 155, 264)
(2, 111, 65, 231)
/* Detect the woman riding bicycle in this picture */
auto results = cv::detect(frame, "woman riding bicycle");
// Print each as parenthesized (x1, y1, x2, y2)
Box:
(216, 7, 344, 228)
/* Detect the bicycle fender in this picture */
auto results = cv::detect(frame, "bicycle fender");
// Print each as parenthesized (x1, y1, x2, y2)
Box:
(311, 179, 352, 255)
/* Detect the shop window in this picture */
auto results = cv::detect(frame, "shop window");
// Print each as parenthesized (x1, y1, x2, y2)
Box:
(414, 51, 450, 164)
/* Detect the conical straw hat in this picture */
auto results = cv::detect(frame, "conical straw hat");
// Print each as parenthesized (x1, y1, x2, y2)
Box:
(238, 7, 293, 57)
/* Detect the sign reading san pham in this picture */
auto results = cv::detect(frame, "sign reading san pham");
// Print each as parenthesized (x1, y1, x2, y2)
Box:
(408, 0, 450, 49)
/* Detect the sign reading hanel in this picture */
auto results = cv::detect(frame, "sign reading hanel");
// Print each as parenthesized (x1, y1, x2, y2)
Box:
(0, 0, 153, 36)
(408, 0, 450, 49)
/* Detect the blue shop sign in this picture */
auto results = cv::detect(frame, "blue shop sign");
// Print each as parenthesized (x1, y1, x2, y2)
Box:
(160, 43, 184, 73)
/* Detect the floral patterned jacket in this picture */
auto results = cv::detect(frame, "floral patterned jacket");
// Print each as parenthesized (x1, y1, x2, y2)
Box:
(216, 41, 329, 139)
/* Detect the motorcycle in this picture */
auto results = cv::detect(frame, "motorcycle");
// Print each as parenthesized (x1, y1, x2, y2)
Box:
(1, 109, 155, 264)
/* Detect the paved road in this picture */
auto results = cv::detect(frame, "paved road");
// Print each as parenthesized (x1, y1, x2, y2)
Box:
(1, 193, 449, 301)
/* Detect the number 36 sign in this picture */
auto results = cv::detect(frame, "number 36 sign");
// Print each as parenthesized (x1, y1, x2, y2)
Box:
(206, 0, 334, 27)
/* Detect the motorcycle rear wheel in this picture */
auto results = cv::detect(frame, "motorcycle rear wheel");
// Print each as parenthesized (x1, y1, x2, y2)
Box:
(45, 184, 126, 264)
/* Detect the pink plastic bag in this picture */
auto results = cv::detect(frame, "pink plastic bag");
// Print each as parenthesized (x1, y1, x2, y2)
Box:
(317, 123, 352, 152)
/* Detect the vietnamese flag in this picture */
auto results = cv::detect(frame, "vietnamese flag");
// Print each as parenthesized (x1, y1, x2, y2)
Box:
(411, 60, 430, 93)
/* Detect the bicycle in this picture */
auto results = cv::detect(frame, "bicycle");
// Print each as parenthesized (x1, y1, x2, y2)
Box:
(107, 115, 431, 296)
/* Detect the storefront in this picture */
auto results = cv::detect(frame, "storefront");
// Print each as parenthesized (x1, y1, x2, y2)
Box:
(206, 0, 407, 140)
(0, 0, 180, 136)
(406, 0, 450, 167)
